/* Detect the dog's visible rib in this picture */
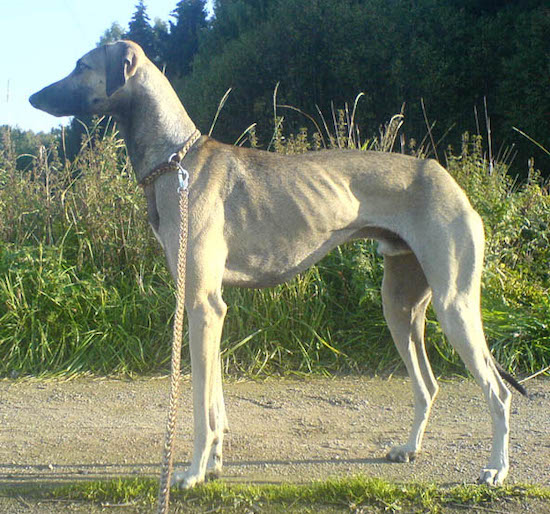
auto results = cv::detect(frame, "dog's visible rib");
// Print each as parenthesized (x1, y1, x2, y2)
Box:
(29, 40, 524, 489)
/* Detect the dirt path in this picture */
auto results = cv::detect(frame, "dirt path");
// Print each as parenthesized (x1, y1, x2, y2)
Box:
(0, 376, 549, 512)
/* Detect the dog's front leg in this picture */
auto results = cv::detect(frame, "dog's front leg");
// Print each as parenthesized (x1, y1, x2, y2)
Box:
(172, 287, 227, 489)
(206, 350, 228, 478)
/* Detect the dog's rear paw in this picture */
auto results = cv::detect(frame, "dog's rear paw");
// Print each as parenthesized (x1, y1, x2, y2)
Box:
(386, 445, 418, 463)
(478, 467, 507, 486)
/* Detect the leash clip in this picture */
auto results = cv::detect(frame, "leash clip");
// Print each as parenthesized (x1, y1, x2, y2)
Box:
(177, 165, 189, 192)
(169, 153, 189, 192)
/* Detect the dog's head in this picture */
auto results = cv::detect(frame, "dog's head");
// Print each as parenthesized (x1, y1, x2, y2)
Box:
(29, 40, 144, 117)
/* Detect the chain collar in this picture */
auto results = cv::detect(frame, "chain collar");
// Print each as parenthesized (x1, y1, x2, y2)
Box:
(138, 129, 202, 187)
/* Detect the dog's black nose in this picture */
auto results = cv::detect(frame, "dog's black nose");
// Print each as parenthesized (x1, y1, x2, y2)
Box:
(29, 92, 40, 108)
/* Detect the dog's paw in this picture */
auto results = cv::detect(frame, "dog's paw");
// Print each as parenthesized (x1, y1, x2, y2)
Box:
(386, 445, 418, 463)
(478, 467, 507, 486)
(171, 469, 204, 490)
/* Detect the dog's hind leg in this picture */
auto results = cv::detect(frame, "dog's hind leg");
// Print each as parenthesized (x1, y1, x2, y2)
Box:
(432, 296, 511, 484)
(422, 211, 512, 485)
(381, 252, 437, 463)
(431, 293, 511, 485)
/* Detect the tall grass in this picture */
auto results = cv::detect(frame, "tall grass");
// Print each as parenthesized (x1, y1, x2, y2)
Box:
(0, 117, 548, 377)
(0, 120, 174, 376)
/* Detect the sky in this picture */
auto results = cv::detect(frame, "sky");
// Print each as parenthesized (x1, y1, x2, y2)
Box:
(0, 0, 213, 133)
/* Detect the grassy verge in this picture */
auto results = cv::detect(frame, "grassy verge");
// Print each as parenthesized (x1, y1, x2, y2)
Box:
(49, 476, 550, 513)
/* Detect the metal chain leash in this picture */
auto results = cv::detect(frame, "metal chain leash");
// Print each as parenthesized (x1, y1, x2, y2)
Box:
(140, 129, 201, 187)
(157, 165, 190, 514)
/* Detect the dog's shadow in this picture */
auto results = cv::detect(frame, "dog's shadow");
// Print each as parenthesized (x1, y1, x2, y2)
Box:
(0, 456, 389, 486)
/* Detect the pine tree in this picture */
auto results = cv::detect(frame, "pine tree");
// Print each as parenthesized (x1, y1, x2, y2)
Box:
(126, 1, 157, 60)
(164, 0, 208, 77)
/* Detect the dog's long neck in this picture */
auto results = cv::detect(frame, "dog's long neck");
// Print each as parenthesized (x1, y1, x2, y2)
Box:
(115, 63, 198, 183)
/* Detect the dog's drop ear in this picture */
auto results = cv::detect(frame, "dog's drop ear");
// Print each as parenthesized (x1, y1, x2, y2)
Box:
(105, 41, 141, 97)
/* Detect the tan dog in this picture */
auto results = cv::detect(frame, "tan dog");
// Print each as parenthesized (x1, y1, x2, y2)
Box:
(30, 40, 525, 488)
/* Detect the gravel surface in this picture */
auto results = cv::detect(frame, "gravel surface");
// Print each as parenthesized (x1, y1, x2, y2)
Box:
(0, 375, 548, 512)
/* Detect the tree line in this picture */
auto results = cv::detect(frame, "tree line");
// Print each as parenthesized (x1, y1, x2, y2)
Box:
(5, 0, 549, 176)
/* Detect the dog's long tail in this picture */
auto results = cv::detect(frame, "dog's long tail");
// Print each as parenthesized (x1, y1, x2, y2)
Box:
(495, 361, 528, 397)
